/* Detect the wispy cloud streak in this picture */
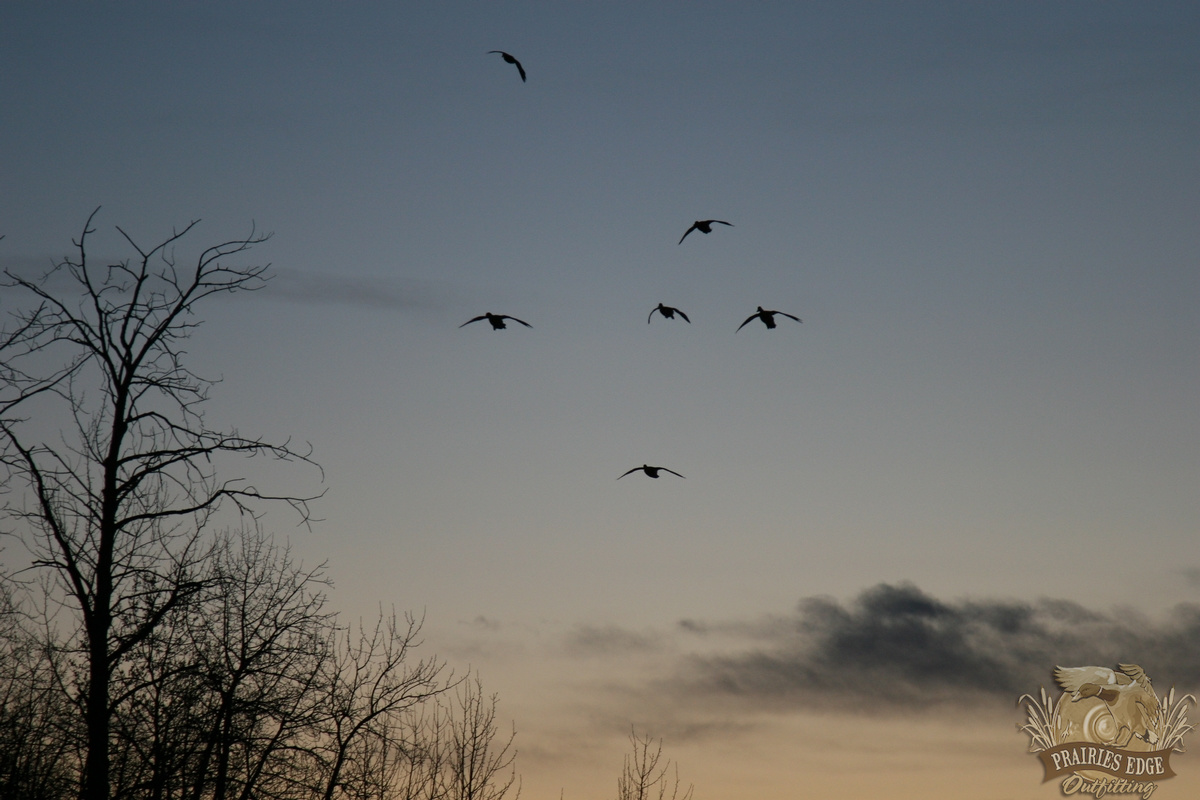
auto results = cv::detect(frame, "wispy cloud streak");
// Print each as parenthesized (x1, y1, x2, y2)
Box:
(263, 268, 443, 312)
(1, 259, 444, 314)
(565, 624, 664, 657)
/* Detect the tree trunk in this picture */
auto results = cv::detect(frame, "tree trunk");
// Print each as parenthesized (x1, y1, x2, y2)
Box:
(82, 609, 111, 800)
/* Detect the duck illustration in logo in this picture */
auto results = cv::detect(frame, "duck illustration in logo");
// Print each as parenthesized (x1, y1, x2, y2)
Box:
(1053, 663, 1161, 750)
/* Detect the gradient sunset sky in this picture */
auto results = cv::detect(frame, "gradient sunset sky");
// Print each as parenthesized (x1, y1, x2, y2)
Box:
(3, 2, 1199, 798)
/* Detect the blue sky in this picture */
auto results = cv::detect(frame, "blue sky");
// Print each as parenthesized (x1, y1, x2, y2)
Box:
(3, 2, 1199, 797)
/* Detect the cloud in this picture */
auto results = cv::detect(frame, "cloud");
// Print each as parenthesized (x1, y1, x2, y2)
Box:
(262, 267, 442, 312)
(464, 615, 502, 632)
(1181, 567, 1200, 591)
(564, 624, 664, 657)
(677, 614, 795, 641)
(670, 583, 1200, 714)
(0, 258, 444, 314)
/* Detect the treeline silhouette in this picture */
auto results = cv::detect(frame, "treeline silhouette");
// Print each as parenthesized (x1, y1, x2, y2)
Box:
(1, 527, 517, 800)
(0, 213, 516, 800)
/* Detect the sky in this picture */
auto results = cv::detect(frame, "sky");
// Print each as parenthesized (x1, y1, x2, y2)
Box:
(2, 2, 1199, 798)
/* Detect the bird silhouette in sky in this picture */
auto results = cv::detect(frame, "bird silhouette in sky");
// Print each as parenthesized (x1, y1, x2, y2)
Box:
(488, 51, 526, 82)
(648, 303, 691, 324)
(678, 219, 732, 244)
(736, 306, 801, 332)
(617, 464, 685, 480)
(460, 312, 533, 330)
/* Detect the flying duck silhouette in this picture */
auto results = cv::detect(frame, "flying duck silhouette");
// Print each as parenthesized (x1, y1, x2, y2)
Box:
(460, 313, 532, 330)
(648, 303, 691, 324)
(678, 219, 732, 244)
(617, 464, 685, 480)
(736, 306, 801, 332)
(488, 51, 526, 82)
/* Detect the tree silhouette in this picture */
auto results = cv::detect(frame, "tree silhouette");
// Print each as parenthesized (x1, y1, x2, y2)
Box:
(0, 209, 321, 800)
(0, 211, 520, 800)
(390, 674, 520, 800)
(615, 729, 692, 800)
(0, 577, 75, 800)
(443, 676, 519, 800)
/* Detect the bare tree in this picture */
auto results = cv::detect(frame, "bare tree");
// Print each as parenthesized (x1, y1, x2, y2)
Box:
(615, 729, 692, 800)
(182, 527, 333, 800)
(0, 575, 76, 800)
(391, 701, 452, 800)
(95, 524, 336, 800)
(88, 525, 456, 800)
(308, 612, 448, 800)
(443, 677, 519, 800)
(388, 675, 519, 800)
(0, 209, 322, 800)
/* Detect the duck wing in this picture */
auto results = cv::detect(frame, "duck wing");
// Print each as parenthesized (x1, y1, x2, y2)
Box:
(735, 312, 760, 332)
(1118, 664, 1152, 689)
(489, 51, 526, 81)
(1054, 666, 1116, 693)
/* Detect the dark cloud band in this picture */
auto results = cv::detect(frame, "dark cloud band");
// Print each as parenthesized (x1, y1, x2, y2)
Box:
(676, 583, 1200, 712)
